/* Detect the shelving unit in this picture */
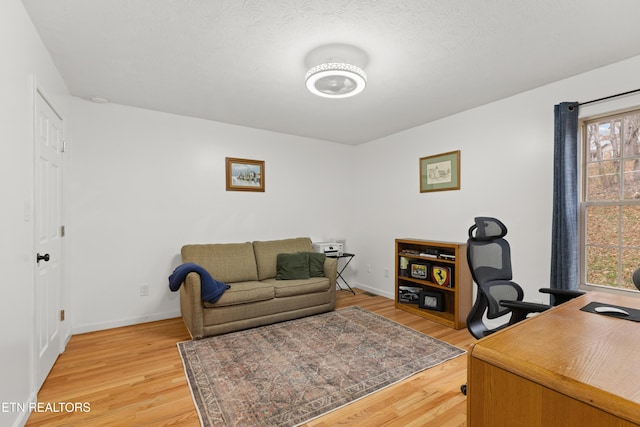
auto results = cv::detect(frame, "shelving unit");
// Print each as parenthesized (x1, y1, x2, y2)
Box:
(395, 238, 472, 329)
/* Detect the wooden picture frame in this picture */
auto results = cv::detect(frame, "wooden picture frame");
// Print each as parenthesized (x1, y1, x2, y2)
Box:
(225, 157, 265, 192)
(420, 150, 460, 193)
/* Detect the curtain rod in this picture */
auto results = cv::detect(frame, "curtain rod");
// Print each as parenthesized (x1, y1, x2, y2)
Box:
(579, 88, 640, 106)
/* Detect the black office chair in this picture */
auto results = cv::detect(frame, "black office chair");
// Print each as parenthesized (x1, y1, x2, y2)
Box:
(461, 217, 584, 395)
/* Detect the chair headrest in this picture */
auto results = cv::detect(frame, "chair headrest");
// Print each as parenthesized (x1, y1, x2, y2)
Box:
(468, 217, 508, 241)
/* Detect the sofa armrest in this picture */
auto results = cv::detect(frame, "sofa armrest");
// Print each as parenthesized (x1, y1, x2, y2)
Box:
(324, 256, 338, 289)
(324, 257, 338, 288)
(179, 272, 205, 339)
(324, 256, 338, 309)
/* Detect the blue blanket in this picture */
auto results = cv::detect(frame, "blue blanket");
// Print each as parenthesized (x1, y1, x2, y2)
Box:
(168, 262, 230, 303)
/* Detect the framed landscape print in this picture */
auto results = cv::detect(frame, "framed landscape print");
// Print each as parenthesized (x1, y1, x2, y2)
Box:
(225, 157, 265, 192)
(420, 150, 460, 193)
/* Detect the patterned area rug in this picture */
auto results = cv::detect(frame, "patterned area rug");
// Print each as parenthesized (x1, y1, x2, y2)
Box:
(178, 306, 465, 427)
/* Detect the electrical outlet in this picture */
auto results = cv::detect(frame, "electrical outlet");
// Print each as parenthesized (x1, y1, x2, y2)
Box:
(367, 264, 372, 273)
(384, 268, 389, 278)
(140, 284, 149, 296)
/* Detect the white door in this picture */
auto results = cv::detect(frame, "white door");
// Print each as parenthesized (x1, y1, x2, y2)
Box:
(34, 90, 64, 390)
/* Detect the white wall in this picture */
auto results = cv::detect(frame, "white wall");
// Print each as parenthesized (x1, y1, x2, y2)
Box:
(351, 55, 640, 302)
(66, 99, 355, 332)
(7, 3, 640, 424)
(1, 1, 69, 426)
(66, 54, 640, 333)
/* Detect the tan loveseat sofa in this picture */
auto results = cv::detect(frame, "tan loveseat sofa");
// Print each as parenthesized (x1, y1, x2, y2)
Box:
(179, 237, 337, 339)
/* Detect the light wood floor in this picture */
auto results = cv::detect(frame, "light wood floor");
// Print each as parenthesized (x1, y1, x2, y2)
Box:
(27, 289, 475, 426)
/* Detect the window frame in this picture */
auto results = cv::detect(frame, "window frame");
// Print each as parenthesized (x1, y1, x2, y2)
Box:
(578, 95, 640, 295)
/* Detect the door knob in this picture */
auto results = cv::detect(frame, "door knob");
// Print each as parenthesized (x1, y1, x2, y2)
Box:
(36, 253, 50, 263)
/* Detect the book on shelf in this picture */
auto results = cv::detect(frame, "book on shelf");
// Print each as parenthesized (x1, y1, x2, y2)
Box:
(399, 249, 420, 256)
(419, 252, 438, 258)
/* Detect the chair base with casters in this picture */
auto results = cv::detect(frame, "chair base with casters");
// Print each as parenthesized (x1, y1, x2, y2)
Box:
(460, 217, 585, 396)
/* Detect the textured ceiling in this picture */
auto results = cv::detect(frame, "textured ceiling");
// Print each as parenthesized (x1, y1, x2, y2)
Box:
(22, 0, 640, 144)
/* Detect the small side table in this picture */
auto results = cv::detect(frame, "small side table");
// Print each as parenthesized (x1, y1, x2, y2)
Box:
(327, 253, 355, 295)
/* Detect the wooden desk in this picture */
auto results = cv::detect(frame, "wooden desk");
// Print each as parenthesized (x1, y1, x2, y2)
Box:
(468, 291, 640, 427)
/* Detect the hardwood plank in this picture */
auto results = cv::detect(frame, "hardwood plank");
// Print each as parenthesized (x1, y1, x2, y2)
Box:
(26, 289, 473, 426)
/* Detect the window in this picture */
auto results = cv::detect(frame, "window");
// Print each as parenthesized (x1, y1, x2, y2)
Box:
(582, 108, 640, 291)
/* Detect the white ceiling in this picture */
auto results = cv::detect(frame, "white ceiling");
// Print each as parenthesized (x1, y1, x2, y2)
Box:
(22, 0, 640, 145)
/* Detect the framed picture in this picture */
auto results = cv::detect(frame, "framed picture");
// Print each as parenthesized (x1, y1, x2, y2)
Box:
(225, 157, 265, 192)
(398, 286, 422, 304)
(409, 261, 430, 280)
(419, 150, 460, 193)
(418, 289, 445, 311)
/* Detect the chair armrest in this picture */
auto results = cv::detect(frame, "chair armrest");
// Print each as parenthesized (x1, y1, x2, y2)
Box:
(539, 288, 586, 305)
(500, 300, 550, 324)
(500, 300, 550, 312)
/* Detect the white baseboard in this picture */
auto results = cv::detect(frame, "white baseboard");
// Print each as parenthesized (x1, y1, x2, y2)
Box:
(352, 282, 395, 300)
(71, 310, 181, 335)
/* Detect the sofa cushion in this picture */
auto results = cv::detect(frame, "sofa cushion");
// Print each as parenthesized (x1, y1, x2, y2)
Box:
(276, 252, 310, 280)
(263, 277, 331, 298)
(253, 237, 313, 280)
(181, 242, 258, 283)
(203, 281, 274, 308)
(308, 252, 326, 277)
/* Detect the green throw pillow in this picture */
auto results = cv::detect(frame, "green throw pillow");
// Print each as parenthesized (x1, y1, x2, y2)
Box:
(308, 252, 326, 277)
(276, 252, 310, 280)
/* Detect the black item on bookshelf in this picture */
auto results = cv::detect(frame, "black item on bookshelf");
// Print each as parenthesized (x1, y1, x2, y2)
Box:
(419, 290, 445, 312)
(410, 261, 430, 279)
(399, 286, 422, 304)
(420, 248, 440, 257)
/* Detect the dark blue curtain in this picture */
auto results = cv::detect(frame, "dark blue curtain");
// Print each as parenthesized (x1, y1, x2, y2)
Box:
(550, 102, 579, 290)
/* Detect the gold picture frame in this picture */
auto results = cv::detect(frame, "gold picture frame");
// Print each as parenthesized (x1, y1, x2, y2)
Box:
(225, 157, 265, 192)
(420, 150, 460, 193)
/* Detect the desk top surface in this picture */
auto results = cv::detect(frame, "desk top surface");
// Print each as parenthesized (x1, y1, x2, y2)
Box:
(470, 291, 640, 422)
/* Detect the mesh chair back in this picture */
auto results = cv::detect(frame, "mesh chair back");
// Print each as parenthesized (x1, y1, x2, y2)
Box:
(467, 217, 513, 286)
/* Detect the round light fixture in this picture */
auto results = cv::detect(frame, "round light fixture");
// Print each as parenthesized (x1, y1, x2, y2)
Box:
(305, 62, 367, 98)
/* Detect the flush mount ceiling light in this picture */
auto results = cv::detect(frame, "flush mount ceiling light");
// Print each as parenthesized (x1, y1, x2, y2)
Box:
(305, 62, 367, 98)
